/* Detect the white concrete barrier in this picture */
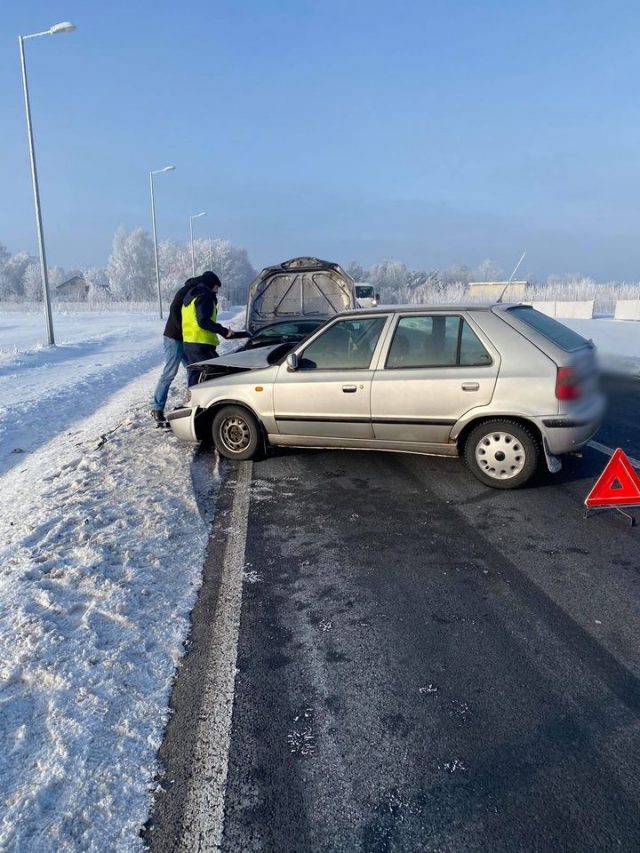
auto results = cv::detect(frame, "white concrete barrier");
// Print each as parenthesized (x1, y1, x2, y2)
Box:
(531, 300, 594, 319)
(531, 301, 555, 317)
(615, 300, 640, 321)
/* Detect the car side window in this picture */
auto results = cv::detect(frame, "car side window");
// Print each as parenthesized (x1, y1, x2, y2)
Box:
(299, 317, 387, 370)
(459, 319, 492, 366)
(386, 316, 491, 368)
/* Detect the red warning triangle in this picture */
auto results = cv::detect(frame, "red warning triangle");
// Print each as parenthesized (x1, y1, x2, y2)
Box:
(585, 448, 640, 507)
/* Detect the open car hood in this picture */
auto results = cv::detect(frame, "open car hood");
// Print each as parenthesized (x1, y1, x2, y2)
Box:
(245, 256, 356, 334)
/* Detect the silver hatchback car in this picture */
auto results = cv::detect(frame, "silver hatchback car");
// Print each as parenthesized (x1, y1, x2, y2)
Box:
(168, 304, 604, 488)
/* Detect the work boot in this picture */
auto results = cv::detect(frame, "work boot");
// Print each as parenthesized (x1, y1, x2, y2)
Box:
(151, 409, 168, 428)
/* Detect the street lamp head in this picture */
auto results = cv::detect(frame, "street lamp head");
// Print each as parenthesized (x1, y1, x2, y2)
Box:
(150, 165, 176, 177)
(49, 22, 76, 35)
(192, 211, 207, 219)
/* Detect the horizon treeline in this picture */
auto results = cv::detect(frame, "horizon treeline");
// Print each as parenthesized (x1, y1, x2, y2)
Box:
(1, 229, 639, 308)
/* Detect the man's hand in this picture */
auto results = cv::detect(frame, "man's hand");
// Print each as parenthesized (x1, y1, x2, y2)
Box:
(225, 329, 250, 339)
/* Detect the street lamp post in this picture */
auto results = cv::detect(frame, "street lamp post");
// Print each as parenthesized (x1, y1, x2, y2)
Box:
(18, 21, 76, 347)
(149, 165, 175, 320)
(189, 212, 206, 276)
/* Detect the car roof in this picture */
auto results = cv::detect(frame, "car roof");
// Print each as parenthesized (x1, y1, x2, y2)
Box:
(337, 302, 522, 317)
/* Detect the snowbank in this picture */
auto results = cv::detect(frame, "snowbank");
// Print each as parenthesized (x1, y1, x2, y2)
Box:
(0, 310, 240, 850)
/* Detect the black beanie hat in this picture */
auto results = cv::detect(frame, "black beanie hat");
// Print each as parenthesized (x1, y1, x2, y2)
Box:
(200, 271, 222, 288)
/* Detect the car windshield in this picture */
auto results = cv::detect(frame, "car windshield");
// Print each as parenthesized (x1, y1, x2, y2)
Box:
(255, 321, 319, 340)
(356, 285, 374, 299)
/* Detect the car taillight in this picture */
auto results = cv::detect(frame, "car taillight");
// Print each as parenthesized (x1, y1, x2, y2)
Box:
(556, 366, 582, 400)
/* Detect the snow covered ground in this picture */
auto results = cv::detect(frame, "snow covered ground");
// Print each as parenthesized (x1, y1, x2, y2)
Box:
(0, 308, 638, 851)
(563, 317, 640, 376)
(0, 308, 243, 851)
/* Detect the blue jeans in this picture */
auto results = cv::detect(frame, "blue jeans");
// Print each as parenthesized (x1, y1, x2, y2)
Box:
(152, 337, 188, 411)
(184, 342, 218, 387)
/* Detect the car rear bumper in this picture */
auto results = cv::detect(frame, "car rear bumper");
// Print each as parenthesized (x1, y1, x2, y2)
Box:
(167, 406, 198, 442)
(536, 393, 606, 454)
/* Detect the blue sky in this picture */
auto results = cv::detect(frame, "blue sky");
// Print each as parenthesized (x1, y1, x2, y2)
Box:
(2, 0, 640, 279)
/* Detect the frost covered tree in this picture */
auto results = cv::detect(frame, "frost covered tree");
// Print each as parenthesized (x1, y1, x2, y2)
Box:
(368, 260, 410, 291)
(0, 244, 13, 300)
(156, 236, 256, 305)
(48, 266, 68, 288)
(366, 261, 438, 303)
(0, 251, 34, 300)
(473, 259, 504, 282)
(442, 264, 472, 286)
(407, 270, 442, 303)
(0, 243, 10, 273)
(194, 238, 256, 306)
(106, 228, 155, 300)
(158, 239, 191, 300)
(16, 262, 70, 302)
(22, 262, 42, 300)
(345, 261, 365, 282)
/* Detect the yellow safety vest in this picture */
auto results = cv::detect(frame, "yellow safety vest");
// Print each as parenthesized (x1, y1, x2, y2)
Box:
(182, 297, 220, 345)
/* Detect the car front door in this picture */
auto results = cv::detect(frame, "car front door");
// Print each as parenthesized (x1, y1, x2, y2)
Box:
(273, 315, 390, 439)
(371, 313, 500, 445)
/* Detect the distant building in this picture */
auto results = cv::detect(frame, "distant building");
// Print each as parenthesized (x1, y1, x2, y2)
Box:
(467, 281, 527, 301)
(56, 275, 90, 301)
(55, 275, 111, 301)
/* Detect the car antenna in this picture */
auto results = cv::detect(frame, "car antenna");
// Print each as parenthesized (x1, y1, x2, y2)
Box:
(497, 251, 526, 303)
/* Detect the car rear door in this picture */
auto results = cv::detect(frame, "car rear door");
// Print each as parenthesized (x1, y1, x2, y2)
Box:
(371, 313, 500, 445)
(273, 315, 390, 439)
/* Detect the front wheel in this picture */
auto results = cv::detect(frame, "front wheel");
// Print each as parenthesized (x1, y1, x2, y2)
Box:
(464, 419, 539, 489)
(211, 406, 262, 461)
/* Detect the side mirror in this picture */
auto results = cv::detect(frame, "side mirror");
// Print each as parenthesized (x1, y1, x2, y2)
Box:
(286, 353, 299, 371)
(376, 293, 381, 302)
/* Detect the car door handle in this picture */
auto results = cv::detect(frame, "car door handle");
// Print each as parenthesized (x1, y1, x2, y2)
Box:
(461, 382, 480, 391)
(342, 385, 357, 393)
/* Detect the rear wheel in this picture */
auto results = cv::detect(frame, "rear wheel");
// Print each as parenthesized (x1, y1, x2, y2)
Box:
(464, 419, 539, 489)
(211, 406, 262, 461)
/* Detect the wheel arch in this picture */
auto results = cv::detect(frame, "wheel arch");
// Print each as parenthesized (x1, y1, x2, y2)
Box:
(194, 398, 265, 443)
(455, 415, 543, 454)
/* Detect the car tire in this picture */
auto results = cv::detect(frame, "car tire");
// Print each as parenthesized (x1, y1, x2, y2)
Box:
(464, 419, 539, 489)
(211, 406, 262, 461)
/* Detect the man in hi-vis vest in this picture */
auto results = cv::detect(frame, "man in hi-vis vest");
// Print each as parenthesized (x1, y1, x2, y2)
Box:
(181, 271, 239, 386)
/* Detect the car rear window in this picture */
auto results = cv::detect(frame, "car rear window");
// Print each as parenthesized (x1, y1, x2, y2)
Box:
(506, 306, 588, 351)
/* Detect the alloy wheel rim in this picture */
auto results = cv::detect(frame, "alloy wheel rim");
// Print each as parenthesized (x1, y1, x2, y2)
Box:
(475, 431, 526, 480)
(221, 417, 251, 452)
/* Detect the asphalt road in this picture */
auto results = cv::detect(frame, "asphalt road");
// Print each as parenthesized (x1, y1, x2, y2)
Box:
(147, 374, 640, 853)
(595, 373, 640, 460)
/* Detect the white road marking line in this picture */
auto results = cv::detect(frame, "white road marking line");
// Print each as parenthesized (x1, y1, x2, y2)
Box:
(588, 440, 640, 469)
(179, 460, 252, 852)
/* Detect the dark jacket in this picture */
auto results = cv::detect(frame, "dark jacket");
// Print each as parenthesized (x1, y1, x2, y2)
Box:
(163, 278, 198, 340)
(182, 283, 230, 337)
